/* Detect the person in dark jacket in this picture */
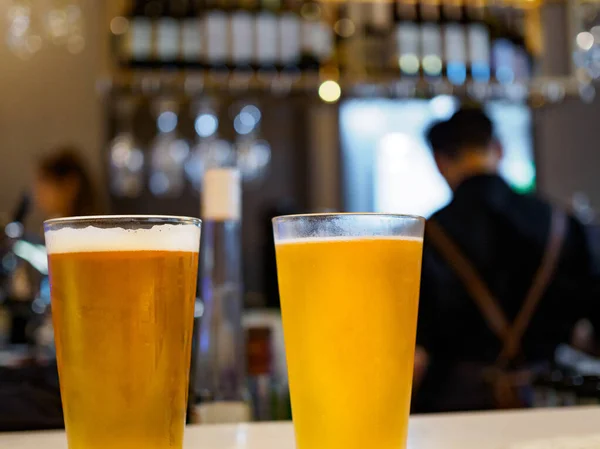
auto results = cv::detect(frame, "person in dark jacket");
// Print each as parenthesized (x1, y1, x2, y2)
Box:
(0, 147, 100, 431)
(413, 107, 599, 413)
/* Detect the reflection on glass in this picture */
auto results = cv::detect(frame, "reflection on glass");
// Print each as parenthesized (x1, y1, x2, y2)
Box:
(237, 138, 271, 184)
(233, 103, 271, 184)
(149, 99, 189, 197)
(185, 101, 234, 191)
(109, 97, 145, 198)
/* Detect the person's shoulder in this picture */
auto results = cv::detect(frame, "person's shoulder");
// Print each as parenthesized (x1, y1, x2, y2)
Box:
(514, 190, 551, 209)
(422, 207, 453, 255)
(426, 203, 454, 228)
(509, 190, 552, 224)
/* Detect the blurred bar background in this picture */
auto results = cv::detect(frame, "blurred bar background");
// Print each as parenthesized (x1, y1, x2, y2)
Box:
(1, 0, 600, 427)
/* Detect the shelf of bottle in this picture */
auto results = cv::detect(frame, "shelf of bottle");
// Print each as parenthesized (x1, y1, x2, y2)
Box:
(98, 70, 586, 104)
(308, 0, 545, 6)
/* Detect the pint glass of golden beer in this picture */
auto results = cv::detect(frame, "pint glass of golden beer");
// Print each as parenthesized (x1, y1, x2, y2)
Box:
(44, 216, 201, 449)
(273, 214, 425, 449)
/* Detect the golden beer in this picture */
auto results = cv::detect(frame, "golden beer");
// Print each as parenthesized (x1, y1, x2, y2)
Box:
(275, 234, 423, 449)
(45, 218, 200, 449)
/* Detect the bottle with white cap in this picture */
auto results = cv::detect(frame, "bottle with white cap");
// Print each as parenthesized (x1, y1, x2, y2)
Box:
(194, 167, 250, 423)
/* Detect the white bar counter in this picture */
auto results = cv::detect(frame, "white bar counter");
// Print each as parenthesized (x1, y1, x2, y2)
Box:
(3, 407, 600, 449)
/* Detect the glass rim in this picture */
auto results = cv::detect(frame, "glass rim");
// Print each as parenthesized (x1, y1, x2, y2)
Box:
(272, 212, 426, 224)
(44, 215, 202, 230)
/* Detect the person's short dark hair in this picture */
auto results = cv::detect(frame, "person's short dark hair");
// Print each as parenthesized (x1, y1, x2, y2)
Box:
(426, 107, 494, 159)
(38, 147, 99, 216)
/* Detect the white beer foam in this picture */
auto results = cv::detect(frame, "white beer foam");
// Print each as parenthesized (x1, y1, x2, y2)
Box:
(46, 224, 201, 254)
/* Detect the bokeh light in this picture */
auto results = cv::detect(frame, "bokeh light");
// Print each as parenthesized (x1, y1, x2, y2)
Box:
(318, 80, 341, 103)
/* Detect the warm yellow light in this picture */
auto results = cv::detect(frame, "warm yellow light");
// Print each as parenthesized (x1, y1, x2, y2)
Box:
(334, 18, 355, 38)
(300, 3, 321, 20)
(422, 55, 442, 76)
(318, 80, 341, 103)
(399, 54, 420, 75)
(110, 16, 129, 36)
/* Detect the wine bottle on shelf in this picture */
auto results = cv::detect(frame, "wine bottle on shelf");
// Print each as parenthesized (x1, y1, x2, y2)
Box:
(156, 0, 184, 67)
(316, 3, 335, 69)
(204, 0, 230, 70)
(442, 0, 467, 85)
(364, 0, 393, 76)
(334, 2, 352, 76)
(506, 5, 532, 82)
(246, 326, 273, 421)
(420, 0, 443, 80)
(255, 0, 279, 73)
(465, 0, 491, 83)
(195, 168, 250, 424)
(337, 1, 362, 77)
(231, 0, 256, 71)
(362, 1, 375, 76)
(490, 4, 516, 85)
(181, 0, 204, 68)
(124, 0, 154, 67)
(394, 0, 420, 78)
(299, 0, 323, 71)
(278, 0, 301, 72)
